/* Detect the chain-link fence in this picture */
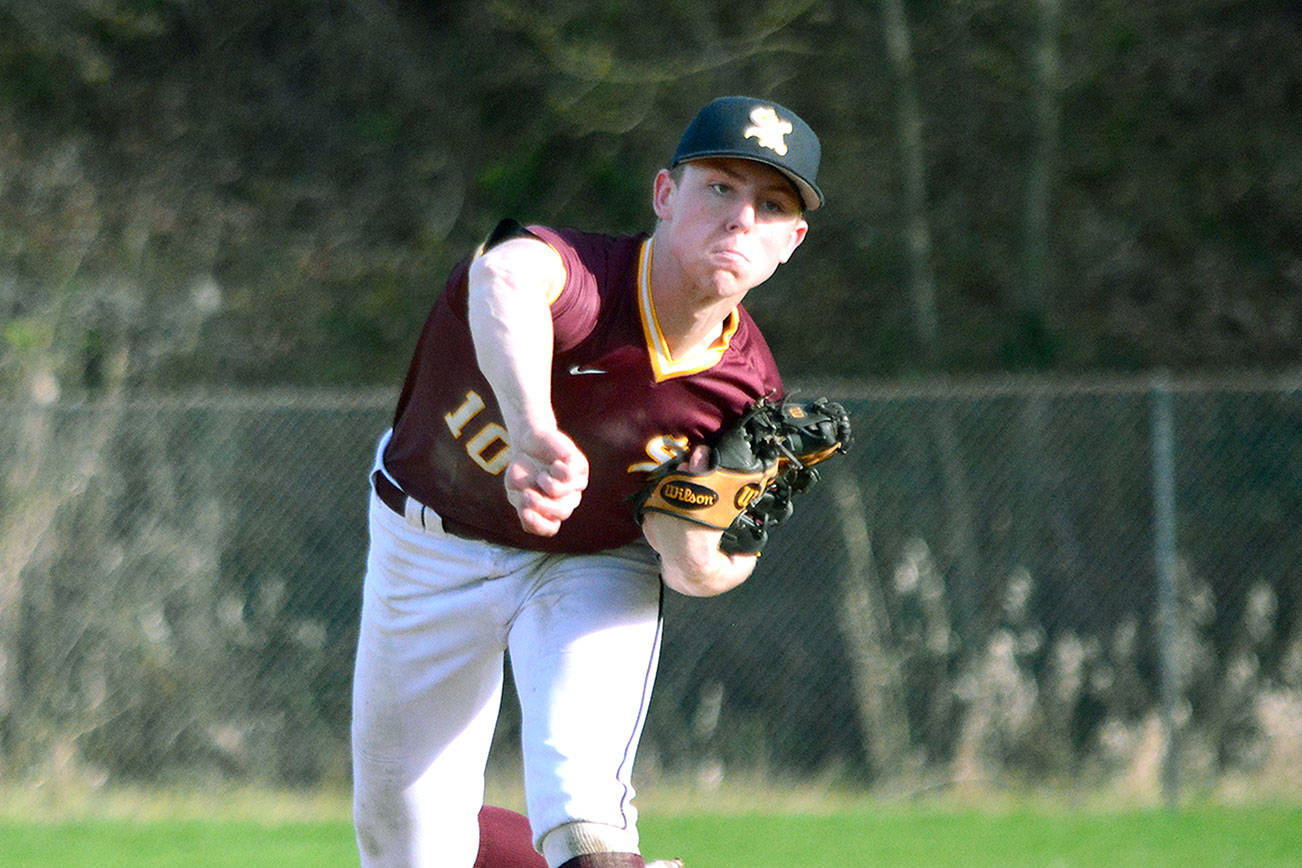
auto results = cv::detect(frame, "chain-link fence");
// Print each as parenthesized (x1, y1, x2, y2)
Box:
(2, 374, 1300, 803)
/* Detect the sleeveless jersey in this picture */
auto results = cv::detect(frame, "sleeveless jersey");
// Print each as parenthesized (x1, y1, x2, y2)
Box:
(383, 224, 784, 553)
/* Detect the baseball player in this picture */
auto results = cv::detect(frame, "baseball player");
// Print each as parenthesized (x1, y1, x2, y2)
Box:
(351, 96, 825, 868)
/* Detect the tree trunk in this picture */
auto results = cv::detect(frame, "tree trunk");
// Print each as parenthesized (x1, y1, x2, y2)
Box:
(0, 348, 128, 775)
(880, 0, 939, 364)
(1014, 0, 1063, 366)
(830, 472, 911, 781)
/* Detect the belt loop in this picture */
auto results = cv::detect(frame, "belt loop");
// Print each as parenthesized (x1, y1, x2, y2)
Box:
(424, 504, 446, 535)
(402, 496, 443, 534)
(373, 468, 448, 536)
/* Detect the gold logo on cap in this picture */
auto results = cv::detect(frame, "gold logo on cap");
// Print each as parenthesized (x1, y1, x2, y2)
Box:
(744, 106, 793, 156)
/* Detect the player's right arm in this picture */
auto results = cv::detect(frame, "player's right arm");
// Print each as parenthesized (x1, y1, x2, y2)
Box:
(467, 236, 589, 537)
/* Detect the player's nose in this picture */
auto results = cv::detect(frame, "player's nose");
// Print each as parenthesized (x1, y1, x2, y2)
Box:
(724, 199, 757, 232)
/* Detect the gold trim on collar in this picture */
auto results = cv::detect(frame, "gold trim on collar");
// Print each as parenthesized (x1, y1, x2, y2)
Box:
(637, 237, 739, 382)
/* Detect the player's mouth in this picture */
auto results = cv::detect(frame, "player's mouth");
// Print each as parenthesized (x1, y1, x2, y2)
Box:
(709, 246, 749, 265)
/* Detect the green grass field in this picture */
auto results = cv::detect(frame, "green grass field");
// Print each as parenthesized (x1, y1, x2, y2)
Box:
(2, 799, 1300, 867)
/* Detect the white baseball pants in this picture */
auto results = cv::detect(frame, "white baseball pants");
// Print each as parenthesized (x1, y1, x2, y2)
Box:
(352, 437, 664, 868)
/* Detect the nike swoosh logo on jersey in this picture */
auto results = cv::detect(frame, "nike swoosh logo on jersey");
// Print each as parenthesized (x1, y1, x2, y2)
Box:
(568, 364, 607, 375)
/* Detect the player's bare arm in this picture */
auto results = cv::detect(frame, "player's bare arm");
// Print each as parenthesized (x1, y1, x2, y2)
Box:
(467, 237, 589, 536)
(642, 510, 757, 597)
(639, 444, 758, 597)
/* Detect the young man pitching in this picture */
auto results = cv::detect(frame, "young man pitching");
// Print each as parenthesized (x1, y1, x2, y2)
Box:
(352, 95, 825, 868)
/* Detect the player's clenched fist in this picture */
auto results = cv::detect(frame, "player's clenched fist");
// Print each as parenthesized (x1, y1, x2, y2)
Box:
(504, 427, 589, 536)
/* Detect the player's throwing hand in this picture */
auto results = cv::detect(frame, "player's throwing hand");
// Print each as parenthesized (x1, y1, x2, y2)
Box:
(504, 427, 590, 536)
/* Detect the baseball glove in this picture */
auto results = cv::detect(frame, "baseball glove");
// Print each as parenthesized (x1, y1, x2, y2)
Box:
(719, 397, 851, 555)
(636, 397, 851, 556)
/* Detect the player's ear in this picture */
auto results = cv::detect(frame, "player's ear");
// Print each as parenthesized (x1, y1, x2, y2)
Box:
(652, 169, 677, 220)
(778, 218, 808, 264)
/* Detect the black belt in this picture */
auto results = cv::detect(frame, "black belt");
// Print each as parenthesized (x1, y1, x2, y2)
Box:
(370, 470, 481, 540)
(370, 469, 411, 517)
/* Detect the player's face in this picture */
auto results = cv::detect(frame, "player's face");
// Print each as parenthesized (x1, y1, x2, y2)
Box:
(653, 158, 808, 299)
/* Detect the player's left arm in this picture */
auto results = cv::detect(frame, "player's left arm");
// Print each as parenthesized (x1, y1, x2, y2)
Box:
(642, 515, 757, 597)
(636, 397, 852, 593)
(640, 446, 758, 597)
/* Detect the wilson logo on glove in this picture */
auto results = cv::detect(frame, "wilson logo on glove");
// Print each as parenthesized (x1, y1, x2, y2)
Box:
(734, 483, 763, 510)
(660, 481, 719, 509)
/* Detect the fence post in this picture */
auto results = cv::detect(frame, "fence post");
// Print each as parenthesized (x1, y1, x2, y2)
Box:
(1150, 369, 1180, 810)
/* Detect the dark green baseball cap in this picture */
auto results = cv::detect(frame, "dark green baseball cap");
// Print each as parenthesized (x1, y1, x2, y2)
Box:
(671, 95, 824, 211)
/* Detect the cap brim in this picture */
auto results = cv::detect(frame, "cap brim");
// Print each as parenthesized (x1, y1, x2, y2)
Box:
(674, 151, 823, 212)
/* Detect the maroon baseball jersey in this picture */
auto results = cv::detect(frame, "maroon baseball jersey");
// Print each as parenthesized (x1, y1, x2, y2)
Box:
(383, 224, 783, 553)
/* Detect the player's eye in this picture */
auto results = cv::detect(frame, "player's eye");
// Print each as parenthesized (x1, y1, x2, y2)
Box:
(760, 197, 797, 217)
(709, 182, 732, 196)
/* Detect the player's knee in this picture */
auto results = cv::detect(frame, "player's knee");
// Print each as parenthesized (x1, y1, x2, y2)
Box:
(475, 806, 547, 867)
